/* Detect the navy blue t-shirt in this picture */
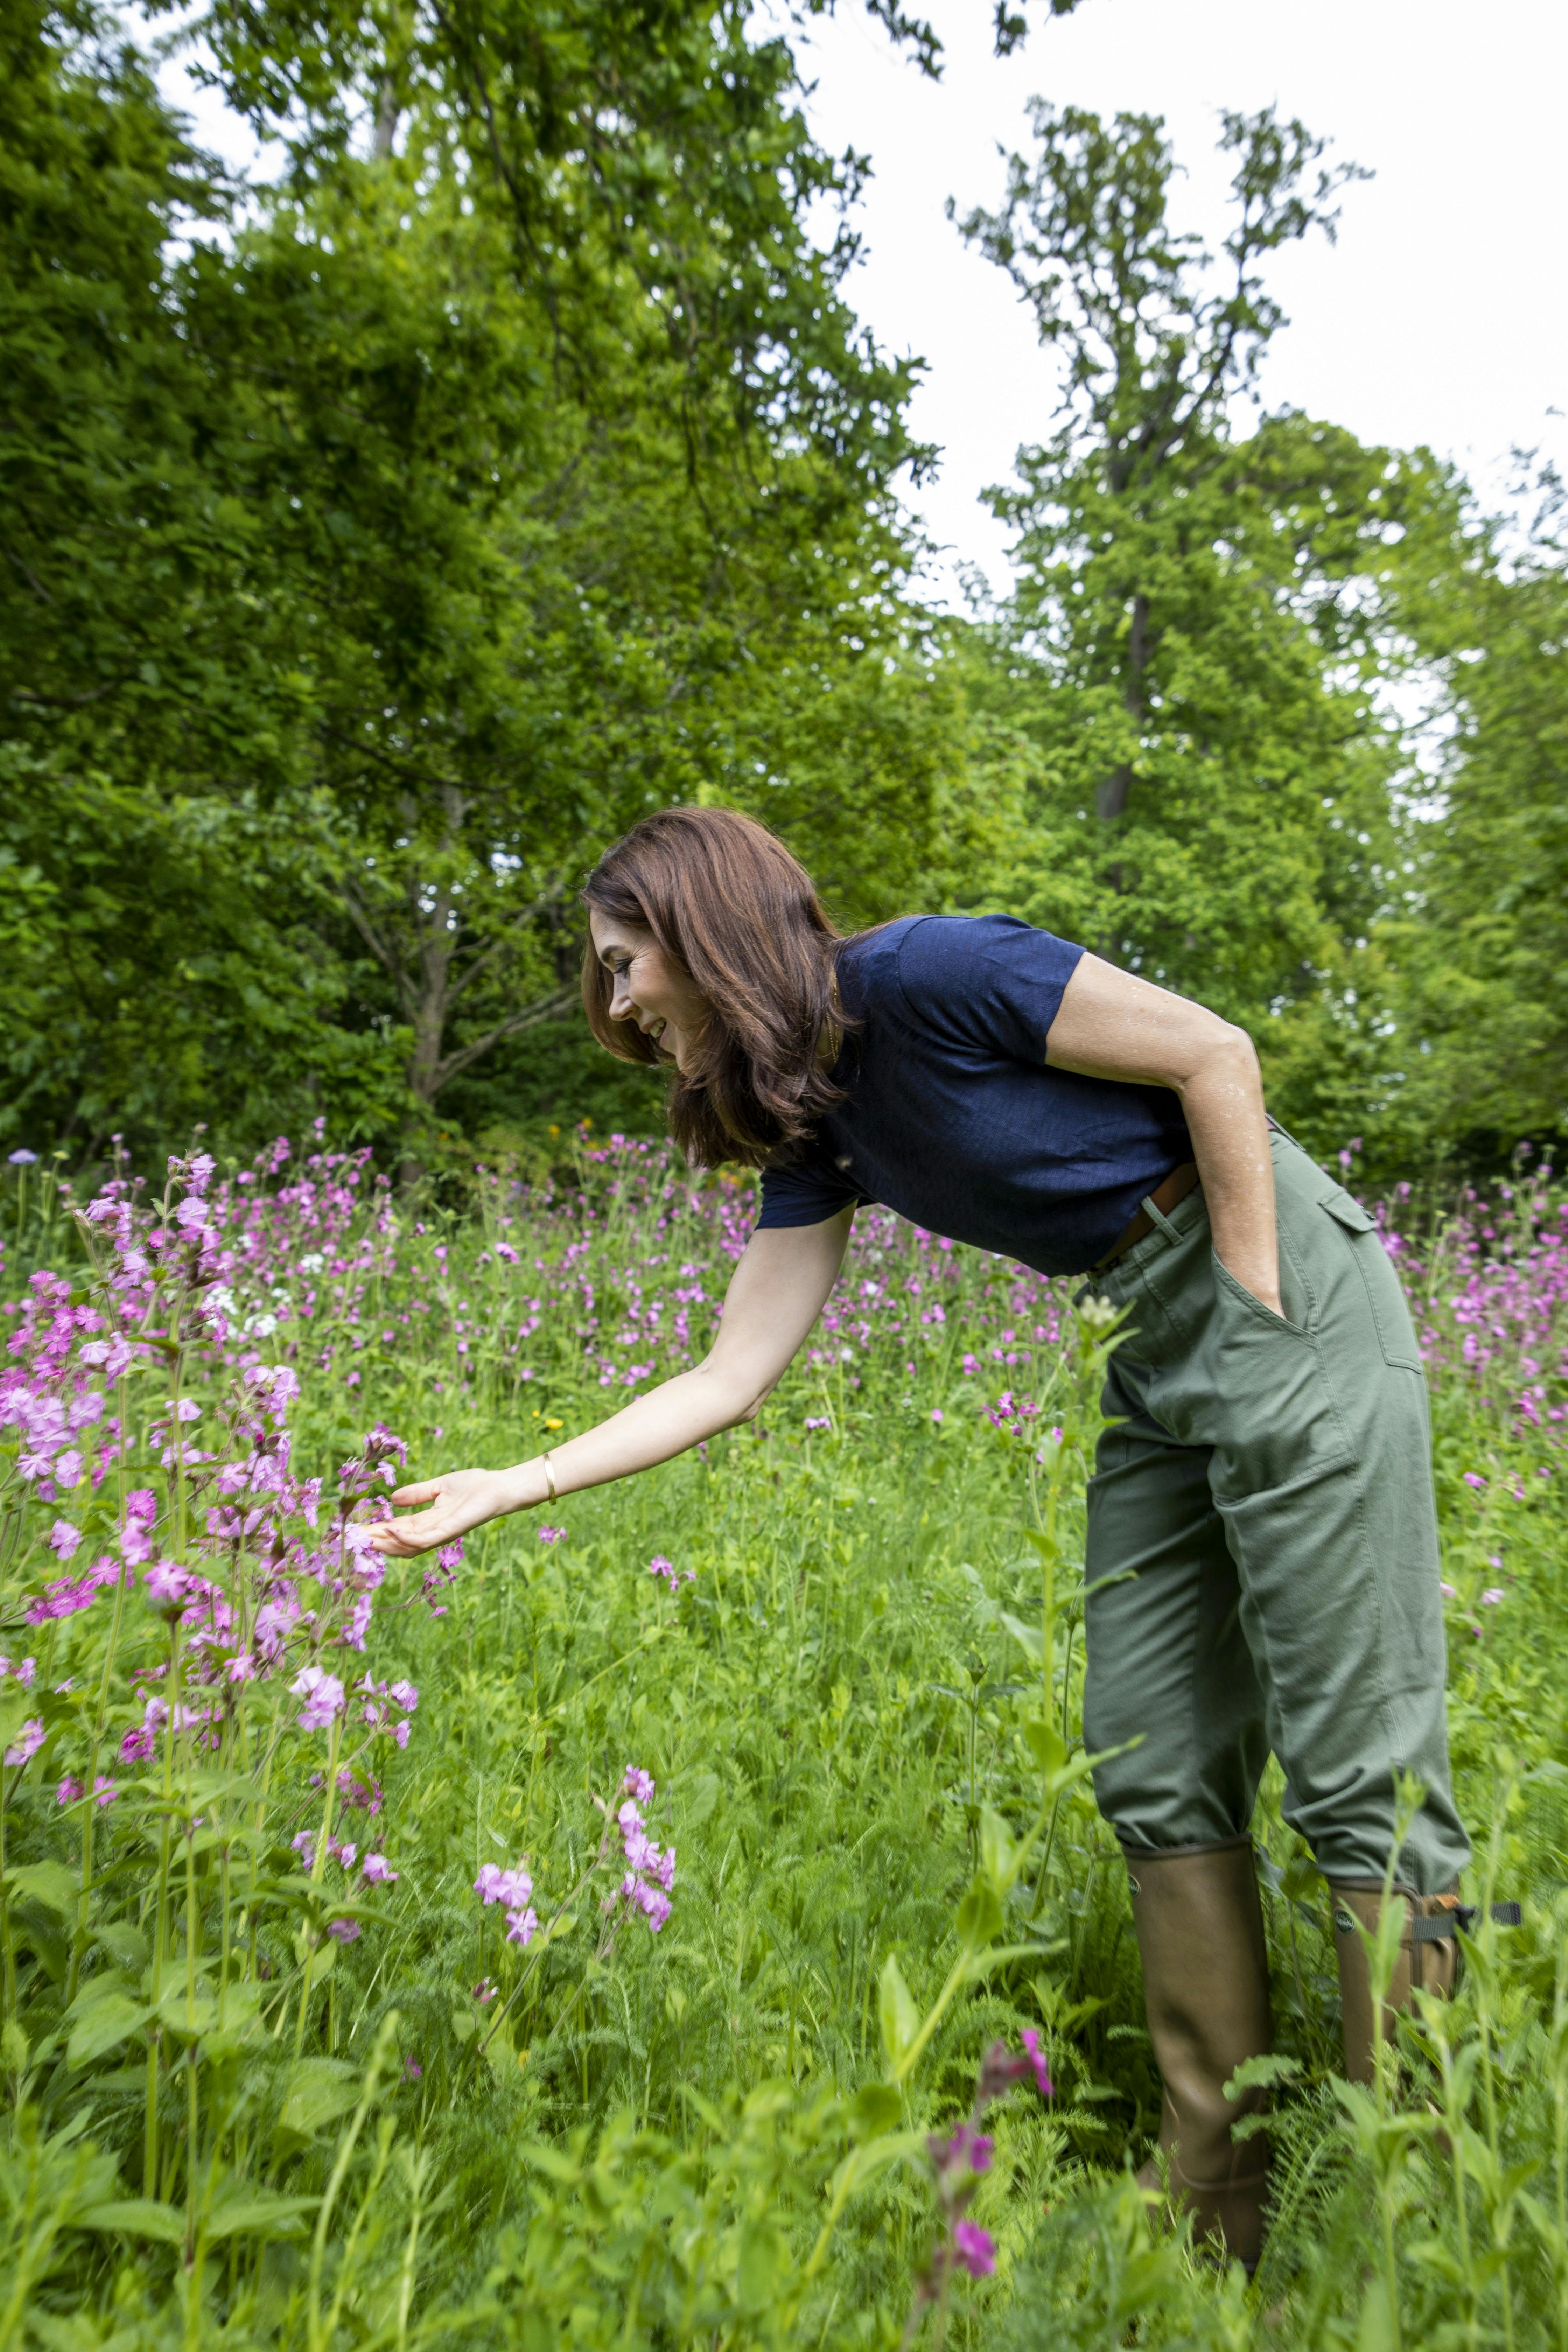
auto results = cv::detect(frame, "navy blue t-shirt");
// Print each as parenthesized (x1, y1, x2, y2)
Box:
(755, 914, 1192, 1278)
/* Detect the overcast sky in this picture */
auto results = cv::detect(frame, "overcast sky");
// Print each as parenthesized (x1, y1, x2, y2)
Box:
(790, 0, 1567, 603)
(163, 0, 1565, 608)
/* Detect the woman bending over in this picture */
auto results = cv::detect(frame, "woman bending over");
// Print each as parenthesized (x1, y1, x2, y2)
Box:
(370, 805, 1469, 2266)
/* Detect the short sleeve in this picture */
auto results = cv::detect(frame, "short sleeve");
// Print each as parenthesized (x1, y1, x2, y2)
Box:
(756, 1156, 862, 1230)
(894, 914, 1085, 1063)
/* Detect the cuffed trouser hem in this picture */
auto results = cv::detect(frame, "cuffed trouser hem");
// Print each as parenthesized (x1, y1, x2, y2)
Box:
(1119, 1833, 1254, 1860)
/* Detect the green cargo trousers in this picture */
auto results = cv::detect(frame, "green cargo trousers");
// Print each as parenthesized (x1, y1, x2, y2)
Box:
(1079, 1128, 1470, 1893)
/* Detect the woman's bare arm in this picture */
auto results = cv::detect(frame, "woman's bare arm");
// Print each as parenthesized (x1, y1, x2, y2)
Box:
(367, 1207, 855, 1558)
(1045, 953, 1281, 1316)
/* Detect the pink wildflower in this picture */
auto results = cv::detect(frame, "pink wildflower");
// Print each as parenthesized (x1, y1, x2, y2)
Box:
(56, 1776, 84, 1805)
(292, 1665, 346, 1730)
(1021, 2028, 1053, 2098)
(953, 2220, 995, 2278)
(145, 1560, 192, 1612)
(327, 1919, 360, 1943)
(4, 1720, 45, 1768)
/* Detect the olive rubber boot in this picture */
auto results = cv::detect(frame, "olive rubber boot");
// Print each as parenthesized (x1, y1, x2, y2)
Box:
(1327, 1885, 1462, 2085)
(1126, 1837, 1273, 2270)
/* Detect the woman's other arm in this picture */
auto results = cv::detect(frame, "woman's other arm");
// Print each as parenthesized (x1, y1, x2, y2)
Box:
(366, 1207, 855, 1558)
(1045, 952, 1282, 1317)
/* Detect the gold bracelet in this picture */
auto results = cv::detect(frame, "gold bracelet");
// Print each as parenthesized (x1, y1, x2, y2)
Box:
(542, 1450, 557, 1504)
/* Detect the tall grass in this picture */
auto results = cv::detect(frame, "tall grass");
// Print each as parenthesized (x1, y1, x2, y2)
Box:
(0, 1132, 1563, 2348)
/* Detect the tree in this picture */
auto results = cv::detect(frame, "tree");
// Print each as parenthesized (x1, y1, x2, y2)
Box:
(0, 3, 971, 1166)
(1372, 467, 1568, 1162)
(947, 104, 1441, 1147)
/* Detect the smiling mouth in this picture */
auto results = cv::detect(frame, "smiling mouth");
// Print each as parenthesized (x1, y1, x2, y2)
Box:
(645, 1018, 667, 1045)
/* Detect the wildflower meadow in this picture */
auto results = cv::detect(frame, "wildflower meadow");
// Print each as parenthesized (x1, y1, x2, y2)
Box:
(1, 1132, 1566, 2348)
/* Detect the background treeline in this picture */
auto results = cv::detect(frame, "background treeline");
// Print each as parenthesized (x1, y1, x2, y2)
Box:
(3, 0, 1563, 1186)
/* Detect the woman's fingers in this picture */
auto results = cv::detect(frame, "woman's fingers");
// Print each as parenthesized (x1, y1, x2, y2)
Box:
(369, 1506, 451, 1558)
(387, 1478, 445, 1506)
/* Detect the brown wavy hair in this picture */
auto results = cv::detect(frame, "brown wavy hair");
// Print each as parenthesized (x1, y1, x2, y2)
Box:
(580, 806, 857, 1169)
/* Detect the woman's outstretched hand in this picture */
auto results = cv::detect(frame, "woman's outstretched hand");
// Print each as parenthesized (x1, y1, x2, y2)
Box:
(367, 1465, 534, 1559)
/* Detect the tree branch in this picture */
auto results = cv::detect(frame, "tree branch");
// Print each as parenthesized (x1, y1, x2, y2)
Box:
(427, 985, 579, 1097)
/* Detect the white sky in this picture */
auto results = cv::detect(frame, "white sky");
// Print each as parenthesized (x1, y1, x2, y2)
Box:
(792, 0, 1568, 602)
(161, 0, 1566, 608)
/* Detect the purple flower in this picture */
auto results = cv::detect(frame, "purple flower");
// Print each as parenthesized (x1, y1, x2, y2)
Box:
(48, 1520, 82, 1562)
(327, 1918, 361, 1943)
(953, 2221, 995, 2278)
(537, 1525, 566, 1546)
(930, 1409, 944, 1424)
(1480, 1587, 1504, 1606)
(119, 1490, 159, 1566)
(56, 1776, 84, 1805)
(292, 1665, 346, 1730)
(623, 1766, 654, 1805)
(93, 1777, 117, 1806)
(505, 1905, 538, 1946)
(8, 1149, 38, 1166)
(475, 1861, 533, 1910)
(1463, 1471, 1488, 1491)
(4, 1719, 45, 1768)
(930, 2126, 993, 2177)
(1021, 2028, 1053, 2099)
(145, 1559, 192, 1612)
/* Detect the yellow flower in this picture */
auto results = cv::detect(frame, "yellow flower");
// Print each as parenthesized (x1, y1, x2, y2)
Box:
(544, 1418, 563, 1431)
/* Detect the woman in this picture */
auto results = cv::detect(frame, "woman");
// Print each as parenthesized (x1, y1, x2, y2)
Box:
(370, 805, 1469, 2264)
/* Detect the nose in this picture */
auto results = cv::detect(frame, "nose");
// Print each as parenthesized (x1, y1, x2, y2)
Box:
(610, 971, 635, 1021)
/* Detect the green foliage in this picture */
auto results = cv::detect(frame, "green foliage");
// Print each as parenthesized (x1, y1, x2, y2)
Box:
(0, 1139, 1564, 2344)
(0, 2, 966, 1170)
(1378, 472, 1568, 1163)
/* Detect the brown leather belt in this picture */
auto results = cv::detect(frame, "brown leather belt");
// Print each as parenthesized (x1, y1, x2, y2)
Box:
(1095, 1161, 1201, 1270)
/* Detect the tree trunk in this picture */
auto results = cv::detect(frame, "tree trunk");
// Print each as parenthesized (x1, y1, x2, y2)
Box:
(1097, 591, 1151, 821)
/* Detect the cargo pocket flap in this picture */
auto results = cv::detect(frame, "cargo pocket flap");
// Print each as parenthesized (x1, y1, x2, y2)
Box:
(1320, 1188, 1377, 1236)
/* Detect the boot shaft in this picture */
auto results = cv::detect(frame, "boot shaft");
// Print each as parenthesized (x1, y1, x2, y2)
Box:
(1126, 1836, 1273, 2266)
(1328, 1884, 1460, 2085)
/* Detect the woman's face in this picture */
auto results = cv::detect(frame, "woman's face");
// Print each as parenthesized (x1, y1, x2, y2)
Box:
(589, 910, 710, 1074)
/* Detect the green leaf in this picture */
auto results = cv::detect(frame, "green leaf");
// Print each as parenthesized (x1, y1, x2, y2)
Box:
(203, 2186, 319, 2243)
(77, 2198, 186, 2245)
(1023, 1718, 1068, 1775)
(998, 1610, 1044, 1663)
(955, 1877, 1004, 1952)
(277, 2058, 359, 2140)
(827, 2130, 929, 2208)
(683, 1771, 720, 1828)
(878, 1953, 918, 2072)
(9, 1862, 78, 1916)
(93, 1923, 149, 1975)
(848, 2080, 903, 2140)
(978, 1806, 1018, 1893)
(736, 2216, 788, 2310)
(519, 2139, 583, 2186)
(67, 1990, 151, 2070)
